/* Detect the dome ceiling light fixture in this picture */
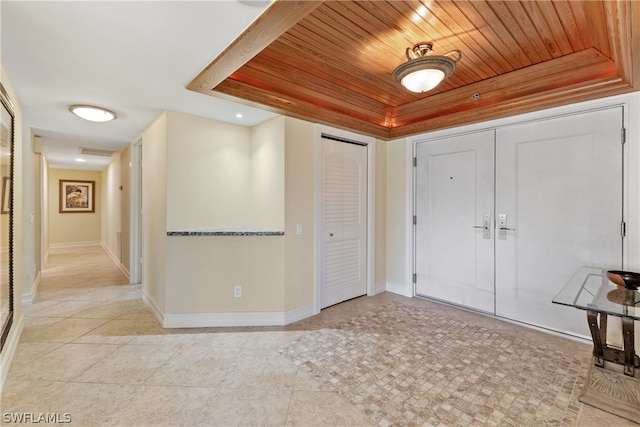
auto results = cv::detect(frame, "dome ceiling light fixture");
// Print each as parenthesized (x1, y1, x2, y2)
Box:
(69, 105, 117, 122)
(392, 42, 461, 93)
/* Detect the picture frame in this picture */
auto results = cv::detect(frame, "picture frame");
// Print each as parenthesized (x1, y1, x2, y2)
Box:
(59, 179, 95, 213)
(1, 177, 9, 214)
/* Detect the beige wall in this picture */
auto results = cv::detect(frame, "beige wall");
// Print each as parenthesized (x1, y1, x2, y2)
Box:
(251, 116, 285, 231)
(142, 112, 168, 312)
(142, 110, 387, 321)
(374, 138, 387, 294)
(385, 138, 412, 297)
(165, 236, 284, 313)
(102, 147, 130, 275)
(47, 168, 101, 245)
(162, 113, 287, 315)
(166, 111, 252, 231)
(283, 117, 316, 311)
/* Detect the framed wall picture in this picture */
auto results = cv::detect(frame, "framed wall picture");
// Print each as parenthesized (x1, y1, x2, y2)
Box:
(1, 177, 9, 214)
(59, 179, 95, 213)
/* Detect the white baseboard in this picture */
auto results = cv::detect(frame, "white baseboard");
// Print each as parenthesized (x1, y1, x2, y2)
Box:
(146, 300, 315, 329)
(22, 271, 41, 305)
(49, 241, 101, 250)
(386, 282, 413, 298)
(284, 304, 315, 325)
(0, 314, 24, 393)
(141, 289, 164, 326)
(101, 242, 130, 282)
(372, 281, 387, 295)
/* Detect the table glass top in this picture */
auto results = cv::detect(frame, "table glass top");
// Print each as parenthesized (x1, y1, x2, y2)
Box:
(553, 267, 640, 320)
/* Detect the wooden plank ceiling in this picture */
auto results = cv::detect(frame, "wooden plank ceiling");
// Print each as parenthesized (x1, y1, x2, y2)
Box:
(188, 0, 640, 139)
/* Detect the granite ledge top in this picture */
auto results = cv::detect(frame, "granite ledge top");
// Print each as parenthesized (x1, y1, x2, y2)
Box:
(167, 227, 284, 236)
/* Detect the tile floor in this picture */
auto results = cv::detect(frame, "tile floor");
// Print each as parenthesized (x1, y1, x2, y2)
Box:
(1, 245, 636, 426)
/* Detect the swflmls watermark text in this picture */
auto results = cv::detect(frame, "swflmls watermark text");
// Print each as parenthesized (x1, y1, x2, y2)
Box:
(2, 412, 72, 424)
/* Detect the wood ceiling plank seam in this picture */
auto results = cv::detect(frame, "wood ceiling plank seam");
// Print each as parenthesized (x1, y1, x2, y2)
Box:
(516, 1, 565, 59)
(260, 38, 403, 106)
(338, 0, 476, 92)
(187, 0, 322, 92)
(427, 0, 503, 78)
(305, 3, 398, 58)
(394, 49, 615, 118)
(305, 2, 416, 76)
(453, 0, 524, 71)
(378, 0, 484, 85)
(388, 77, 630, 139)
(580, 1, 613, 58)
(214, 80, 392, 138)
(464, 0, 532, 69)
(280, 26, 413, 104)
(286, 17, 418, 104)
(552, 0, 588, 52)
(293, 12, 401, 73)
(291, 15, 402, 78)
(486, 1, 547, 64)
(377, 0, 478, 87)
(233, 56, 390, 121)
(502, 1, 555, 62)
(439, 0, 517, 74)
(530, 1, 575, 57)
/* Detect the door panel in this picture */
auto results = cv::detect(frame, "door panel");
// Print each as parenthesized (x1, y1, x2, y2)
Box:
(495, 107, 623, 335)
(414, 107, 624, 337)
(321, 138, 367, 308)
(415, 130, 495, 313)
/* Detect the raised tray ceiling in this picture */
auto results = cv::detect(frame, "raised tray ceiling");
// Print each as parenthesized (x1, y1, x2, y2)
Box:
(188, 0, 640, 139)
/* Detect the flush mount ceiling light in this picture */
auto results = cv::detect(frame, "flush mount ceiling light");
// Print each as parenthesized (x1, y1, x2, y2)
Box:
(69, 105, 117, 122)
(392, 42, 461, 93)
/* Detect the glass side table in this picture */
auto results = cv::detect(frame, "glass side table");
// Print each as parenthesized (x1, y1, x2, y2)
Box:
(553, 267, 640, 423)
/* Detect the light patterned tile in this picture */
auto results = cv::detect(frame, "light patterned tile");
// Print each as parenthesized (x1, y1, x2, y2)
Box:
(286, 390, 374, 426)
(220, 348, 299, 390)
(194, 387, 292, 426)
(282, 304, 594, 426)
(74, 344, 177, 384)
(113, 385, 213, 427)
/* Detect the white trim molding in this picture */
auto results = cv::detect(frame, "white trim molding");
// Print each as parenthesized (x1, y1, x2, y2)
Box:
(21, 271, 41, 305)
(157, 305, 316, 328)
(101, 242, 130, 281)
(48, 241, 101, 250)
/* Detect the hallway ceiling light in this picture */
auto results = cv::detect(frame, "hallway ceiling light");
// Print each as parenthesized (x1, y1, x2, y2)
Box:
(69, 105, 117, 122)
(392, 42, 461, 93)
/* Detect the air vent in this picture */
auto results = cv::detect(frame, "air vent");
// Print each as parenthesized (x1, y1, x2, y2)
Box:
(80, 147, 116, 157)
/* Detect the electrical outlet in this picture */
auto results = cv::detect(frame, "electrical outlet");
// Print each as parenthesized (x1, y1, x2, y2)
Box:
(234, 285, 242, 298)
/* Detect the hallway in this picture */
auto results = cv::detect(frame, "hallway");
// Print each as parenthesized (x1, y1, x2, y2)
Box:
(1, 246, 633, 426)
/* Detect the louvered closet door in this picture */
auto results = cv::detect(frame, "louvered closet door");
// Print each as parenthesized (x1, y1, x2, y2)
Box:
(320, 137, 367, 309)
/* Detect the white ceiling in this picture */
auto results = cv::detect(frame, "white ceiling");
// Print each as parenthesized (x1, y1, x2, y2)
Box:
(1, 0, 278, 170)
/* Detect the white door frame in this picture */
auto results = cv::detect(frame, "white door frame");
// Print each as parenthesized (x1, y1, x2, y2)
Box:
(407, 92, 640, 303)
(314, 124, 376, 314)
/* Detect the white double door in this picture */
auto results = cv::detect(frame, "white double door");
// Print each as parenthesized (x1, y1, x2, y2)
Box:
(415, 107, 624, 335)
